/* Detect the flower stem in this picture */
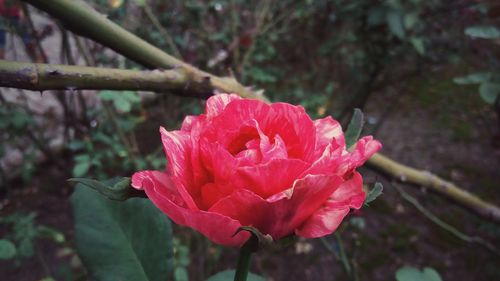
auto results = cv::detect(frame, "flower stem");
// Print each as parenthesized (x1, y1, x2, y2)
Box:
(234, 236, 258, 281)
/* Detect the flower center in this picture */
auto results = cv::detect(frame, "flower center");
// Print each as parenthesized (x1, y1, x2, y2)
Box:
(227, 126, 261, 156)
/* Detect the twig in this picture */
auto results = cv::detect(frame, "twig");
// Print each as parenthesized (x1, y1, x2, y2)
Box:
(73, 34, 95, 66)
(101, 101, 140, 169)
(392, 182, 499, 255)
(368, 153, 500, 224)
(20, 3, 49, 63)
(142, 1, 182, 59)
(238, 0, 273, 80)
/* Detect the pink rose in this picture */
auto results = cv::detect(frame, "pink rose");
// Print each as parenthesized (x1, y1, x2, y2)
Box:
(132, 94, 381, 246)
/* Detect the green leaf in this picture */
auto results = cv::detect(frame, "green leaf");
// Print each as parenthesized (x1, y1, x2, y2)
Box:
(17, 237, 34, 258)
(386, 10, 406, 39)
(11, 111, 32, 129)
(174, 267, 189, 281)
(465, 26, 500, 39)
(206, 270, 265, 281)
(114, 96, 132, 112)
(71, 183, 173, 281)
(396, 266, 442, 281)
(364, 182, 383, 206)
(410, 37, 425, 56)
(404, 13, 418, 30)
(479, 82, 500, 104)
(69, 177, 143, 201)
(0, 239, 16, 259)
(37, 226, 65, 243)
(422, 268, 442, 281)
(367, 7, 386, 26)
(123, 91, 141, 103)
(99, 90, 119, 100)
(72, 161, 91, 177)
(100, 90, 135, 112)
(453, 72, 491, 85)
(344, 108, 364, 148)
(134, 0, 146, 7)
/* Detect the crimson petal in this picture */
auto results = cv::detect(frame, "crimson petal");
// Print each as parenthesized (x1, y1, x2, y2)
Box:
(210, 174, 343, 239)
(296, 172, 365, 238)
(132, 170, 249, 247)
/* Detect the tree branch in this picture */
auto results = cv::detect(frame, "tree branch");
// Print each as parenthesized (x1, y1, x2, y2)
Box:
(368, 153, 500, 224)
(21, 0, 267, 101)
(0, 60, 210, 98)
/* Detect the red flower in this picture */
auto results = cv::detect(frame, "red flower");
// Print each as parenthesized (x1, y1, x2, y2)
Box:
(132, 94, 381, 246)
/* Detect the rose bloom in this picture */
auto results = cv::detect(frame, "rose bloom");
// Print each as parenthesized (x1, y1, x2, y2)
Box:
(132, 94, 381, 246)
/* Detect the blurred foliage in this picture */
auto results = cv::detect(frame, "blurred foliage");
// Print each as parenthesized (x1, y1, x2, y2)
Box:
(1, 0, 498, 185)
(1, 0, 499, 280)
(395, 266, 443, 281)
(68, 90, 165, 179)
(0, 213, 64, 263)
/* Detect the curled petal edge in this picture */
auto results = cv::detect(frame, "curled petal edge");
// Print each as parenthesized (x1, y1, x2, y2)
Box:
(132, 170, 250, 247)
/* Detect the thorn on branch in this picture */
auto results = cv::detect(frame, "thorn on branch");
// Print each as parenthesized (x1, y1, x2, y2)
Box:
(48, 68, 61, 76)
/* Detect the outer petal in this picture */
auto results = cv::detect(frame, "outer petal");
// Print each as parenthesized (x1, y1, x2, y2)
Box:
(180, 115, 200, 132)
(180, 115, 210, 189)
(159, 127, 199, 210)
(296, 172, 365, 238)
(132, 170, 249, 247)
(305, 136, 381, 177)
(210, 174, 343, 239)
(348, 136, 382, 167)
(301, 143, 344, 176)
(313, 116, 345, 158)
(338, 136, 382, 175)
(205, 93, 242, 119)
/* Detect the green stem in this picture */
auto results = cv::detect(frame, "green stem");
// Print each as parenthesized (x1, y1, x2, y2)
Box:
(392, 182, 499, 254)
(334, 232, 353, 280)
(234, 236, 257, 281)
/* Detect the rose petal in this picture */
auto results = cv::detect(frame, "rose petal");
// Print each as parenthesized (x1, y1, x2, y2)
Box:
(180, 115, 199, 132)
(210, 174, 343, 239)
(268, 103, 316, 161)
(251, 119, 288, 162)
(132, 170, 249, 247)
(296, 172, 365, 238)
(301, 143, 344, 176)
(202, 99, 272, 147)
(200, 139, 237, 182)
(202, 100, 316, 162)
(198, 140, 238, 208)
(313, 116, 345, 157)
(337, 136, 382, 175)
(329, 172, 365, 209)
(234, 158, 309, 198)
(205, 93, 242, 119)
(295, 207, 350, 238)
(160, 127, 199, 210)
(181, 115, 211, 189)
(349, 136, 382, 168)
